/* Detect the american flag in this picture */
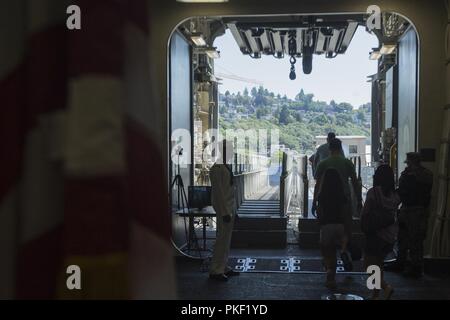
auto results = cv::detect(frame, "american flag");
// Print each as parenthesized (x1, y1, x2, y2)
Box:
(0, 0, 176, 299)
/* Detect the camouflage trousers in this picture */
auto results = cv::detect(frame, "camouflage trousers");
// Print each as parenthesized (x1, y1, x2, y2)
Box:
(397, 206, 429, 270)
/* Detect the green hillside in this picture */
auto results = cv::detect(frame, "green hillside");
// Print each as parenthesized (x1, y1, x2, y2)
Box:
(219, 87, 370, 154)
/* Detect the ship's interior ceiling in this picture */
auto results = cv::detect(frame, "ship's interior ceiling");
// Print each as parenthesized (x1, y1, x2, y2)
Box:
(179, 12, 410, 77)
(224, 15, 363, 61)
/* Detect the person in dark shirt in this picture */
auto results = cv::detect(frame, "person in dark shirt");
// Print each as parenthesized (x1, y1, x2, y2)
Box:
(313, 138, 361, 271)
(316, 168, 347, 289)
(361, 165, 399, 299)
(393, 152, 433, 277)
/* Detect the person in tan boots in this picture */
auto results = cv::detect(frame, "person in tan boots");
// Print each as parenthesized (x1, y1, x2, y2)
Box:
(209, 139, 240, 281)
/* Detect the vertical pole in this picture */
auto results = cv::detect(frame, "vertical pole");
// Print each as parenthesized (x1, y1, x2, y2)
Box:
(303, 155, 309, 218)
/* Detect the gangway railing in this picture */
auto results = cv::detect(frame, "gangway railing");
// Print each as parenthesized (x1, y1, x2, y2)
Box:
(232, 152, 269, 210)
(279, 152, 309, 217)
(349, 155, 362, 180)
(280, 152, 293, 216)
(297, 155, 309, 218)
(349, 155, 363, 218)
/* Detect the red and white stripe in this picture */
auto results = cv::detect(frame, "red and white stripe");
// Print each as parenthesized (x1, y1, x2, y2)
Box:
(0, 0, 175, 299)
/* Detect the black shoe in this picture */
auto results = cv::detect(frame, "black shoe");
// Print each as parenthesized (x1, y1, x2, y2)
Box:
(225, 269, 240, 277)
(403, 267, 423, 279)
(384, 261, 405, 273)
(340, 251, 353, 271)
(209, 274, 228, 281)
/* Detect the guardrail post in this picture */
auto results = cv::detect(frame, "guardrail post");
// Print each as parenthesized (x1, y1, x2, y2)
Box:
(303, 155, 309, 218)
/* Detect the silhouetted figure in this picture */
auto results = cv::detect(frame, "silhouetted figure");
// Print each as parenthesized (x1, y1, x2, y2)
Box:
(313, 132, 344, 174)
(209, 140, 240, 281)
(361, 164, 399, 299)
(394, 152, 433, 278)
(317, 168, 347, 290)
(313, 138, 362, 271)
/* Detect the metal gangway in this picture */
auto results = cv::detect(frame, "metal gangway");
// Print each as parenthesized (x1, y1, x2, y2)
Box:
(232, 150, 309, 217)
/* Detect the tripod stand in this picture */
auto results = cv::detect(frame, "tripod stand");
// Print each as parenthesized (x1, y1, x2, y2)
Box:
(171, 152, 202, 257)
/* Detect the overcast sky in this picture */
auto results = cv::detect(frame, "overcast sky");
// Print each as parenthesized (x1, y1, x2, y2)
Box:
(214, 26, 379, 107)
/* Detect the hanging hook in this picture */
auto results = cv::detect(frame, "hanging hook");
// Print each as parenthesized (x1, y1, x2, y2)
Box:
(289, 56, 296, 80)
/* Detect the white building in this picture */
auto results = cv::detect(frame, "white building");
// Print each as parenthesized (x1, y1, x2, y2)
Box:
(315, 135, 368, 166)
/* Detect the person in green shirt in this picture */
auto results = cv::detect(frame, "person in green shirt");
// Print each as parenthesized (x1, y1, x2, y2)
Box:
(312, 138, 362, 271)
(312, 132, 344, 174)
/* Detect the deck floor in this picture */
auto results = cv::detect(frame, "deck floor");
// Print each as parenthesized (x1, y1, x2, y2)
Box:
(246, 185, 280, 201)
(176, 250, 450, 300)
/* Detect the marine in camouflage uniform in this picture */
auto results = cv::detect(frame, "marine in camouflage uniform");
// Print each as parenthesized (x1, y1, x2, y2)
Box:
(396, 152, 433, 277)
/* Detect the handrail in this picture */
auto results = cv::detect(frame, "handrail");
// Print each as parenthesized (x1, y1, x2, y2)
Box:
(279, 152, 311, 217)
(349, 155, 362, 179)
(232, 152, 270, 210)
(348, 155, 363, 218)
(299, 155, 309, 218)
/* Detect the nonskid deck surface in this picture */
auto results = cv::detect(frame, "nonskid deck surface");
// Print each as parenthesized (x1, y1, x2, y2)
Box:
(176, 254, 450, 300)
(228, 256, 365, 274)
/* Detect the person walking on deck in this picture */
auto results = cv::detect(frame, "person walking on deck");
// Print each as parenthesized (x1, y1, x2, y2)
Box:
(313, 138, 362, 271)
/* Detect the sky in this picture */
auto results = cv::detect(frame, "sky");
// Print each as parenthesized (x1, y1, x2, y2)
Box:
(214, 26, 379, 108)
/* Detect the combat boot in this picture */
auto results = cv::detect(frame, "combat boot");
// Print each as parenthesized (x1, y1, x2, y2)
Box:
(384, 260, 406, 273)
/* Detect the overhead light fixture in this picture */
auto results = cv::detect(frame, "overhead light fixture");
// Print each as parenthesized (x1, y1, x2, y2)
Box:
(327, 29, 341, 53)
(260, 30, 273, 53)
(283, 32, 290, 55)
(315, 30, 326, 53)
(190, 33, 207, 46)
(296, 28, 303, 55)
(380, 44, 396, 55)
(227, 23, 249, 53)
(339, 21, 358, 53)
(244, 30, 261, 54)
(272, 31, 284, 57)
(369, 50, 381, 60)
(205, 47, 220, 59)
(177, 0, 228, 2)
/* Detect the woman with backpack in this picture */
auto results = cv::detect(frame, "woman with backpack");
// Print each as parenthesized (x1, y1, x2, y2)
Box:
(361, 164, 400, 299)
(316, 168, 348, 290)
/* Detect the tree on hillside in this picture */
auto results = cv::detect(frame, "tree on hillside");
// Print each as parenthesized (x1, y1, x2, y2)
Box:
(305, 93, 314, 106)
(236, 91, 244, 106)
(254, 86, 267, 107)
(279, 105, 290, 125)
(256, 108, 263, 119)
(295, 89, 305, 101)
(356, 109, 366, 122)
(336, 113, 353, 125)
(310, 100, 326, 112)
(330, 100, 337, 109)
(224, 90, 231, 107)
(294, 111, 303, 122)
(336, 102, 353, 113)
(251, 87, 258, 98)
(311, 114, 329, 126)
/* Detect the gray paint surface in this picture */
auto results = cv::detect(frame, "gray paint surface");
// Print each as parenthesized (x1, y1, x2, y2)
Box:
(397, 28, 418, 174)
